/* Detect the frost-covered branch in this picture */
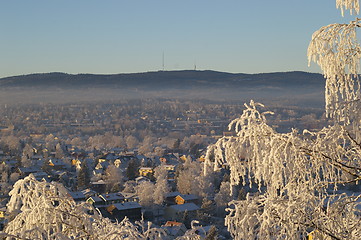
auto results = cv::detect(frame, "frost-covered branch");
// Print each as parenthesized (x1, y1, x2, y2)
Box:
(4, 175, 167, 240)
(337, 0, 360, 16)
(205, 101, 361, 239)
(308, 20, 361, 120)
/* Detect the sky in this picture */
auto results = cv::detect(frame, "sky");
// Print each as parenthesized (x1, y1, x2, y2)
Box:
(0, 0, 358, 78)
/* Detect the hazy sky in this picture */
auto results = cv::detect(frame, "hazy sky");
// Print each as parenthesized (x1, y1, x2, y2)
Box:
(0, 0, 357, 78)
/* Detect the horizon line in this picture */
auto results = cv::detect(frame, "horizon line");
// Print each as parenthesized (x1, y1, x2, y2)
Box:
(0, 69, 321, 79)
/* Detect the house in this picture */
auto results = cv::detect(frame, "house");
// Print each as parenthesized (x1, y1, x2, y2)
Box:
(99, 153, 119, 162)
(197, 155, 206, 162)
(160, 153, 179, 165)
(109, 148, 125, 154)
(139, 167, 153, 177)
(71, 159, 81, 167)
(175, 194, 199, 205)
(105, 201, 142, 221)
(48, 159, 66, 170)
(94, 161, 109, 175)
(32, 171, 49, 181)
(86, 195, 105, 207)
(164, 164, 176, 171)
(17, 166, 41, 177)
(99, 192, 126, 204)
(164, 203, 200, 221)
(31, 154, 43, 162)
(0, 207, 6, 219)
(161, 221, 187, 238)
(136, 154, 151, 165)
(99, 192, 138, 204)
(0, 206, 6, 231)
(90, 180, 107, 193)
(191, 225, 214, 239)
(180, 155, 188, 162)
(114, 159, 121, 168)
(120, 192, 138, 202)
(68, 191, 87, 202)
(1, 159, 17, 171)
(165, 191, 181, 206)
(81, 188, 97, 198)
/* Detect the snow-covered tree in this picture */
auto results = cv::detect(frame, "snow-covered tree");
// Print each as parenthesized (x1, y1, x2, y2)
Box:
(214, 181, 233, 217)
(123, 180, 137, 193)
(3, 175, 167, 239)
(153, 165, 170, 205)
(204, 1, 361, 239)
(103, 164, 124, 192)
(135, 181, 155, 207)
(45, 133, 56, 151)
(176, 159, 214, 200)
(55, 142, 65, 159)
(176, 159, 202, 195)
(126, 135, 139, 150)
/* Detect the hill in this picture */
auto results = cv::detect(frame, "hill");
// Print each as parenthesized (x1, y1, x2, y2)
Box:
(0, 70, 324, 89)
(0, 70, 325, 105)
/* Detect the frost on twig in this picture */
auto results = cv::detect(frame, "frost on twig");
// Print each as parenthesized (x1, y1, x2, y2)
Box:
(308, 20, 361, 122)
(4, 175, 167, 240)
(205, 101, 361, 239)
(336, 0, 360, 16)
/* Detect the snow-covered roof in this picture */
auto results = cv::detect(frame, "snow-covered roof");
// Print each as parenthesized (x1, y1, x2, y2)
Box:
(177, 194, 198, 201)
(121, 192, 138, 200)
(99, 192, 125, 202)
(91, 180, 106, 185)
(139, 167, 153, 170)
(49, 158, 65, 166)
(111, 201, 141, 211)
(87, 195, 103, 204)
(166, 191, 181, 198)
(169, 203, 200, 212)
(81, 189, 97, 197)
(68, 191, 86, 200)
(135, 176, 150, 183)
(18, 166, 40, 173)
(162, 221, 187, 236)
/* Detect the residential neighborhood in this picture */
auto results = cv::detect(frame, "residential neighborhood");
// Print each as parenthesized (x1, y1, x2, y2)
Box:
(0, 99, 330, 238)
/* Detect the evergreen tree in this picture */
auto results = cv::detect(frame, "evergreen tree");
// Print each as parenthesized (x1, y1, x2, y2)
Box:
(126, 158, 139, 180)
(77, 161, 90, 190)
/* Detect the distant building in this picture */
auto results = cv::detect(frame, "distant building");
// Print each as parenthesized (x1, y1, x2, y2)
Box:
(105, 202, 142, 221)
(175, 194, 199, 205)
(139, 167, 153, 177)
(161, 221, 187, 238)
(164, 203, 200, 221)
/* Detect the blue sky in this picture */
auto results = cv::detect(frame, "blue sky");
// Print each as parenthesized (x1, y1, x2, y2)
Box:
(0, 0, 357, 78)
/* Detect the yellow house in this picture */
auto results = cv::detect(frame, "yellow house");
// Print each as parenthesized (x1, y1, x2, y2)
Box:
(198, 155, 205, 162)
(139, 167, 154, 176)
(180, 155, 187, 161)
(164, 164, 176, 171)
(72, 159, 81, 166)
(174, 194, 199, 205)
(0, 207, 6, 218)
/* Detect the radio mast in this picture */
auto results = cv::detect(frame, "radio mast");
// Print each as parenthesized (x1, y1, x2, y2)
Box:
(162, 52, 165, 71)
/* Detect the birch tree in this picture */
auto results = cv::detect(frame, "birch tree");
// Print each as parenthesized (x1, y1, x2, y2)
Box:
(3, 175, 167, 240)
(205, 1, 361, 239)
(153, 165, 170, 205)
